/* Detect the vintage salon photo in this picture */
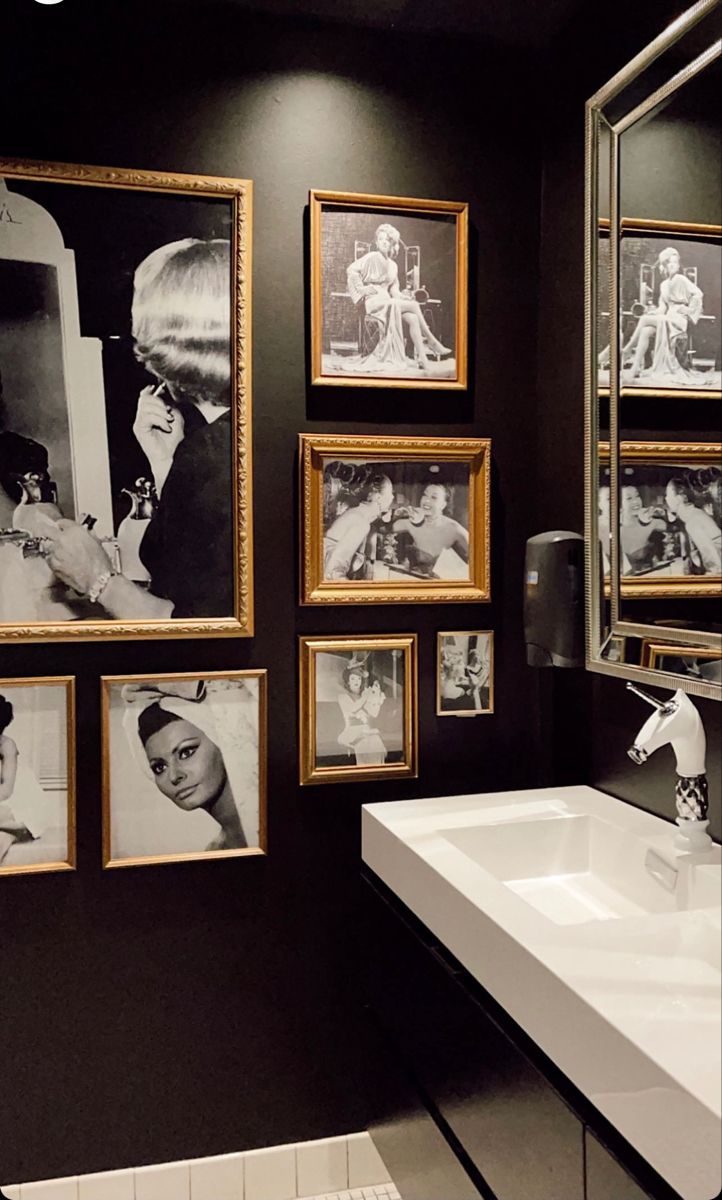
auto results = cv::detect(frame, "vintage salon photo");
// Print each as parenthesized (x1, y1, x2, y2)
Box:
(300, 434, 490, 604)
(599, 442, 721, 597)
(437, 631, 494, 715)
(102, 670, 267, 868)
(597, 219, 721, 397)
(641, 640, 721, 683)
(0, 676, 75, 876)
(310, 189, 468, 389)
(299, 635, 417, 785)
(0, 158, 253, 642)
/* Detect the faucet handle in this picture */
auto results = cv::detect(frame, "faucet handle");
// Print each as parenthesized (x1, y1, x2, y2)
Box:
(626, 682, 677, 715)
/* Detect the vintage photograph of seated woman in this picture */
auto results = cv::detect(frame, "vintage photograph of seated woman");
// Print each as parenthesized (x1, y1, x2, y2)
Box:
(0, 174, 237, 626)
(322, 459, 470, 584)
(314, 650, 405, 771)
(319, 207, 458, 381)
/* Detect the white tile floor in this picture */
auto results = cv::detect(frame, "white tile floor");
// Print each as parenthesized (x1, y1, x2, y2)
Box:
(303, 1190, 401, 1200)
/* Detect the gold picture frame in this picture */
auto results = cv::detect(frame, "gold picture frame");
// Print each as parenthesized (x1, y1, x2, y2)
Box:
(0, 675, 76, 877)
(640, 640, 721, 680)
(598, 217, 721, 400)
(101, 669, 267, 869)
(310, 189, 468, 390)
(300, 434, 491, 605)
(436, 631, 494, 717)
(599, 441, 722, 598)
(299, 634, 418, 785)
(0, 157, 253, 642)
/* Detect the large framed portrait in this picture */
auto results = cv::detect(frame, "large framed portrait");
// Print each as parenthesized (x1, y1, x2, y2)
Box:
(437, 631, 494, 716)
(0, 676, 75, 877)
(300, 435, 490, 604)
(299, 635, 418, 785)
(598, 219, 721, 398)
(599, 442, 722, 597)
(0, 157, 253, 642)
(640, 640, 721, 682)
(101, 671, 267, 869)
(309, 189, 468, 390)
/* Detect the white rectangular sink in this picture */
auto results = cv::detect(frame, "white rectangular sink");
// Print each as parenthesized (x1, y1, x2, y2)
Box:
(441, 813, 720, 925)
(362, 785, 721, 1200)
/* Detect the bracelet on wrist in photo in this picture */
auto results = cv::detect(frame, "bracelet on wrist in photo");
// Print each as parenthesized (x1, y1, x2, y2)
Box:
(87, 568, 118, 604)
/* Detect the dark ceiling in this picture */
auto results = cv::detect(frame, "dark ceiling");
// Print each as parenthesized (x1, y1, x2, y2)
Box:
(184, 0, 586, 48)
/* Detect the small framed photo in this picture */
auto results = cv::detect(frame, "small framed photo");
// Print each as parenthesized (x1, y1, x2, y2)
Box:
(641, 640, 721, 682)
(0, 156, 253, 643)
(300, 434, 491, 605)
(437, 631, 494, 716)
(310, 189, 468, 389)
(299, 634, 418, 785)
(101, 670, 267, 869)
(601, 633, 627, 664)
(598, 218, 721, 399)
(0, 676, 75, 877)
(599, 441, 721, 597)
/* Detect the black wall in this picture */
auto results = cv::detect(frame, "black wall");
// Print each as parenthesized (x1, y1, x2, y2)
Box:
(535, 0, 721, 842)
(1, 0, 547, 1183)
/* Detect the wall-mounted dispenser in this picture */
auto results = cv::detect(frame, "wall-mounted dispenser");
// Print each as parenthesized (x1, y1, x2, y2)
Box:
(524, 532, 584, 668)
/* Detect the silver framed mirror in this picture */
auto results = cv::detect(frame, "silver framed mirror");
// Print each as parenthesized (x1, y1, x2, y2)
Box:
(585, 0, 722, 699)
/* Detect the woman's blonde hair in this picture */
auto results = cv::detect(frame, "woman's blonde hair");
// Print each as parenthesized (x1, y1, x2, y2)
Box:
(132, 238, 231, 406)
(375, 223, 401, 258)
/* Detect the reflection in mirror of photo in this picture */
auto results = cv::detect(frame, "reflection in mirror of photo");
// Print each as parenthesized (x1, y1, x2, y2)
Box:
(437, 632, 494, 716)
(0, 164, 251, 638)
(102, 672, 266, 869)
(0, 677, 74, 876)
(641, 641, 722, 683)
(323, 458, 470, 584)
(598, 444, 722, 592)
(597, 224, 721, 397)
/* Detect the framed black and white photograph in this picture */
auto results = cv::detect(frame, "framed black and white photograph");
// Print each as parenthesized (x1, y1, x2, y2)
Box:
(598, 219, 721, 398)
(299, 635, 417, 785)
(599, 441, 722, 597)
(0, 676, 75, 877)
(0, 157, 253, 643)
(102, 671, 267, 868)
(437, 631, 494, 716)
(300, 435, 490, 604)
(641, 640, 721, 683)
(310, 190, 468, 389)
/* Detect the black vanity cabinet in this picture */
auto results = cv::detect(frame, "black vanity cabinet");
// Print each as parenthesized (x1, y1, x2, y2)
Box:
(360, 871, 685, 1200)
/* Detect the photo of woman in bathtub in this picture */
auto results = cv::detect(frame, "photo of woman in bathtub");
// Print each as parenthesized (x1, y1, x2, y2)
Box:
(299, 635, 418, 785)
(102, 671, 267, 867)
(0, 162, 251, 639)
(0, 677, 75, 876)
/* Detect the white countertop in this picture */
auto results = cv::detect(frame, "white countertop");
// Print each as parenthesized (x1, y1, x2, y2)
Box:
(361, 785, 721, 1200)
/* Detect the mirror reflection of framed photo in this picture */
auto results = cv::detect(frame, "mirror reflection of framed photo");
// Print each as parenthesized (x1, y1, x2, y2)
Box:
(0, 676, 75, 877)
(101, 670, 267, 869)
(299, 634, 418, 785)
(597, 218, 721, 399)
(300, 434, 490, 605)
(437, 631, 494, 716)
(310, 189, 468, 390)
(641, 640, 722, 683)
(599, 441, 722, 598)
(0, 158, 253, 642)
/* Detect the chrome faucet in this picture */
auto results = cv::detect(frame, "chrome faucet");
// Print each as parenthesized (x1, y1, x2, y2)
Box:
(627, 683, 712, 851)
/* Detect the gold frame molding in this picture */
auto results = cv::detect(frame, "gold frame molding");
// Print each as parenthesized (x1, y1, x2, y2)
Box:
(299, 634, 418, 785)
(436, 630, 494, 717)
(0, 675, 76, 878)
(101, 669, 268, 869)
(641, 639, 721, 672)
(309, 188, 468, 390)
(0, 157, 254, 642)
(599, 217, 722, 401)
(300, 434, 491, 605)
(600, 440, 722, 598)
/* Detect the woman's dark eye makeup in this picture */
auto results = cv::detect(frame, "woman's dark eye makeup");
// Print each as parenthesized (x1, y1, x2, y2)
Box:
(177, 740, 200, 761)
